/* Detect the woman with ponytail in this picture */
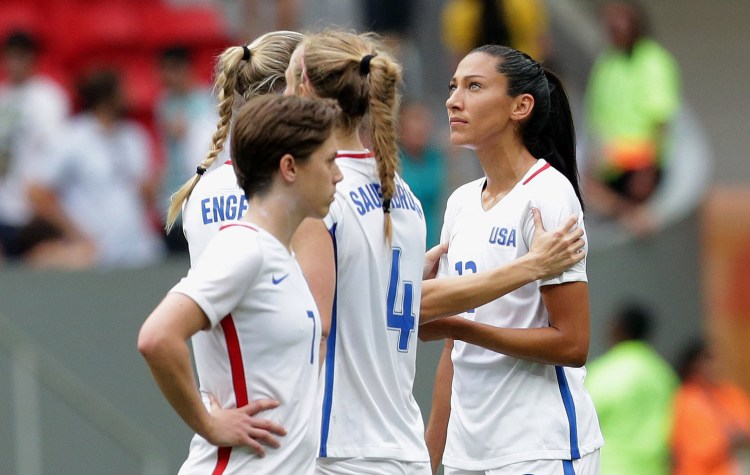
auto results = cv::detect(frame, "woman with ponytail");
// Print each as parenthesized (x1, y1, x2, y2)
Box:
(165, 30, 303, 264)
(421, 45, 603, 474)
(285, 33, 590, 474)
(283, 30, 434, 474)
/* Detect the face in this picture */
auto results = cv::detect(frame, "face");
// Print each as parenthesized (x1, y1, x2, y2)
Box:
(295, 133, 342, 218)
(3, 49, 35, 84)
(603, 4, 639, 49)
(446, 52, 518, 150)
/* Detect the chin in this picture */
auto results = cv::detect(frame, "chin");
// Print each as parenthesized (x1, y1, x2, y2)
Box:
(449, 132, 469, 147)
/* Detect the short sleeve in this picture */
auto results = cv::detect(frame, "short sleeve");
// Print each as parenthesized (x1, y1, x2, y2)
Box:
(32, 128, 75, 189)
(524, 187, 588, 286)
(436, 190, 460, 279)
(171, 227, 263, 327)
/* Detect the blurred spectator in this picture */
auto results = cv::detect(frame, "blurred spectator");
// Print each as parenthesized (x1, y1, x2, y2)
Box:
(398, 102, 446, 247)
(25, 69, 164, 269)
(221, 0, 300, 42)
(0, 30, 70, 261)
(361, 0, 423, 100)
(586, 301, 678, 475)
(155, 45, 216, 254)
(441, 0, 551, 66)
(583, 0, 681, 237)
(671, 338, 750, 475)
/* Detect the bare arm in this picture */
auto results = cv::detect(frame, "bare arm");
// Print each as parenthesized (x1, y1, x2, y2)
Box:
(137, 293, 286, 454)
(27, 183, 88, 242)
(425, 339, 453, 474)
(420, 210, 584, 322)
(419, 282, 590, 367)
(291, 218, 335, 368)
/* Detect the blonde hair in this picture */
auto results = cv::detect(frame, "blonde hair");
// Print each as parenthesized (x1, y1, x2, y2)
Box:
(293, 30, 402, 241)
(165, 31, 304, 232)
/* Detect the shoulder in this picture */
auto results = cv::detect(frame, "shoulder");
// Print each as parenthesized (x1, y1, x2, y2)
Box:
(28, 76, 69, 101)
(205, 223, 265, 267)
(524, 161, 580, 208)
(195, 163, 238, 190)
(118, 119, 150, 141)
(446, 177, 484, 206)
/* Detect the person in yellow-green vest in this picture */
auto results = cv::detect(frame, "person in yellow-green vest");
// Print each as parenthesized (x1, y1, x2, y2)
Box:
(586, 302, 679, 475)
(584, 1, 681, 237)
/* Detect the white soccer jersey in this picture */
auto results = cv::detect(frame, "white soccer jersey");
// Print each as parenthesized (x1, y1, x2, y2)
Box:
(317, 150, 430, 462)
(171, 223, 322, 475)
(182, 161, 247, 265)
(438, 159, 603, 471)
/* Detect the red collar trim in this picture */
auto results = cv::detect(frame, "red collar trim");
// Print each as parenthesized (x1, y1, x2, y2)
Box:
(219, 223, 258, 232)
(522, 162, 551, 185)
(336, 150, 375, 159)
(224, 160, 232, 165)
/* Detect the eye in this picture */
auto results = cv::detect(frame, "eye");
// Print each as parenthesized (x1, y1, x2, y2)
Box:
(448, 83, 457, 94)
(469, 82, 481, 90)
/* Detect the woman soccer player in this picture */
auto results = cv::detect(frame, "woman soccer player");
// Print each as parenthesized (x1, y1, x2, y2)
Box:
(138, 94, 342, 474)
(285, 32, 590, 475)
(421, 45, 603, 475)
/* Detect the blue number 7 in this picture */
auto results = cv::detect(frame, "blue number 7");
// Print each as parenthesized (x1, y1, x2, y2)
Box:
(307, 310, 316, 364)
(387, 248, 415, 352)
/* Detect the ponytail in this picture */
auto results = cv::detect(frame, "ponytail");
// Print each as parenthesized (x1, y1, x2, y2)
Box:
(297, 31, 403, 242)
(538, 70, 584, 211)
(164, 31, 303, 232)
(365, 53, 402, 241)
(165, 46, 245, 232)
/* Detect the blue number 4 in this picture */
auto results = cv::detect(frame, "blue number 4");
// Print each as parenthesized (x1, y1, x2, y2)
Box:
(387, 248, 415, 352)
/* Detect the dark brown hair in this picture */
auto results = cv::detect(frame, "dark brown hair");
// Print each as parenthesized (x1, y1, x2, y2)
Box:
(231, 95, 340, 198)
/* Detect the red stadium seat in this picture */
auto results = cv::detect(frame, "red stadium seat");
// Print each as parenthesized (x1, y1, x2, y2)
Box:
(0, 2, 41, 41)
(142, 4, 231, 50)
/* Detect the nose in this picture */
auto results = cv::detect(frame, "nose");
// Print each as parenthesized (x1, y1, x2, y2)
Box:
(446, 90, 461, 111)
(333, 163, 343, 184)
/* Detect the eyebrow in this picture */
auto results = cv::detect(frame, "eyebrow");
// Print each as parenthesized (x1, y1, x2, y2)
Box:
(450, 74, 488, 82)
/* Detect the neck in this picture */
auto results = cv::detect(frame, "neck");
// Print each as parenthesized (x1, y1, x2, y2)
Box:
(335, 128, 365, 151)
(475, 132, 536, 196)
(243, 193, 305, 250)
(93, 109, 118, 131)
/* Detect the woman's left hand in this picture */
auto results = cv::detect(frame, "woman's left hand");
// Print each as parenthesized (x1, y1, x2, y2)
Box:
(423, 243, 448, 280)
(419, 316, 464, 341)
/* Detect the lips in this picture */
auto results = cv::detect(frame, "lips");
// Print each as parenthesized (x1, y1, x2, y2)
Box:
(449, 117, 467, 125)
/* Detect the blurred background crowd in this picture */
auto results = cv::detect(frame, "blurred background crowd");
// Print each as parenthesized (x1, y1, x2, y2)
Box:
(1, 1, 749, 474)
(0, 0, 712, 268)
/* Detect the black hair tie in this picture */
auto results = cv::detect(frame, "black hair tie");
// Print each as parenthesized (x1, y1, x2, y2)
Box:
(359, 54, 375, 75)
(242, 45, 251, 61)
(196, 166, 207, 176)
(382, 198, 392, 214)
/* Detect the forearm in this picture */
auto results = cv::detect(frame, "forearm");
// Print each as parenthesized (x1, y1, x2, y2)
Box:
(27, 184, 86, 241)
(446, 318, 587, 367)
(421, 255, 539, 323)
(142, 337, 212, 437)
(425, 340, 453, 474)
